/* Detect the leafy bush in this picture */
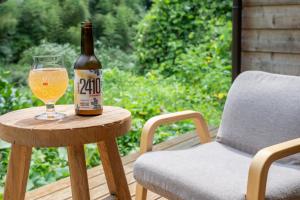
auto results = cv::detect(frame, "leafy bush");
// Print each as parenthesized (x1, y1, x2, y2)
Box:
(13, 41, 137, 80)
(19, 41, 79, 73)
(95, 41, 137, 71)
(173, 21, 232, 92)
(90, 0, 144, 50)
(13, 0, 63, 60)
(0, 0, 87, 62)
(0, 0, 145, 62)
(0, 63, 29, 87)
(135, 0, 231, 74)
(0, 42, 78, 86)
(0, 70, 32, 115)
(0, 0, 19, 63)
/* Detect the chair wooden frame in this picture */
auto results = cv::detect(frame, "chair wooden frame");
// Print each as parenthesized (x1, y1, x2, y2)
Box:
(247, 138, 300, 200)
(135, 111, 300, 200)
(136, 110, 211, 200)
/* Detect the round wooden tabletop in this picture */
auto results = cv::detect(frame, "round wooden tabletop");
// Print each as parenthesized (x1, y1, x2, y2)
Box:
(0, 105, 131, 147)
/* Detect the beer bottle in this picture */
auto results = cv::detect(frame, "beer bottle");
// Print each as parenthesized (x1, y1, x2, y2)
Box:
(74, 21, 103, 115)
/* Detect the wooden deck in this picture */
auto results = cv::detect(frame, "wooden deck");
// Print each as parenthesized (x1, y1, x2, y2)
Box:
(26, 128, 217, 200)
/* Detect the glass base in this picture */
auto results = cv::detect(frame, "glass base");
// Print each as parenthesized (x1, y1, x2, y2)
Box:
(35, 112, 66, 120)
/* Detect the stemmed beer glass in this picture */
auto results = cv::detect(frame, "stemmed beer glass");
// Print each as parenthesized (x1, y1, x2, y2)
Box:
(28, 55, 69, 120)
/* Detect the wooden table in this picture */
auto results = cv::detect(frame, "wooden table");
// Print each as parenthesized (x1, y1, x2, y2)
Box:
(0, 105, 132, 200)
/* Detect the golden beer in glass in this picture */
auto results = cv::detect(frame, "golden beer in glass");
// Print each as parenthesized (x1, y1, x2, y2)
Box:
(28, 56, 69, 120)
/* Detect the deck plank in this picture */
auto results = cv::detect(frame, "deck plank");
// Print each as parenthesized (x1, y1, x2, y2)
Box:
(26, 128, 218, 200)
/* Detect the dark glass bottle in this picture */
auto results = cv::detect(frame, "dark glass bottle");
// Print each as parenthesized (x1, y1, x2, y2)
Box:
(74, 22, 103, 116)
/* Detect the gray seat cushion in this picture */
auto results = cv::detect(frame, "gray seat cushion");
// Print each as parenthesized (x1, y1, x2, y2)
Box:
(217, 71, 300, 165)
(134, 142, 300, 200)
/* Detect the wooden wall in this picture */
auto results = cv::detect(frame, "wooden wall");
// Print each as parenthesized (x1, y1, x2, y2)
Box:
(242, 0, 300, 75)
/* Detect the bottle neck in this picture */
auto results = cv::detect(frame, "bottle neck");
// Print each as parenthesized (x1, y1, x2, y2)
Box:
(81, 27, 94, 55)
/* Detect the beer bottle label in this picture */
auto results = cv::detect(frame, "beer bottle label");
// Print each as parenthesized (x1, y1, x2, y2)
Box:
(74, 69, 102, 111)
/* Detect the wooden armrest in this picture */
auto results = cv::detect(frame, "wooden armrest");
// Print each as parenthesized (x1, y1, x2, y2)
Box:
(139, 110, 211, 154)
(246, 138, 300, 200)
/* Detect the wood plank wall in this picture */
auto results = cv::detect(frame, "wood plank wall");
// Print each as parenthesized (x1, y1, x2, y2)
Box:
(242, 0, 300, 75)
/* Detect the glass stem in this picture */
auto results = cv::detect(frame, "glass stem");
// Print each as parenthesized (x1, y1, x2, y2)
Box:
(46, 103, 55, 118)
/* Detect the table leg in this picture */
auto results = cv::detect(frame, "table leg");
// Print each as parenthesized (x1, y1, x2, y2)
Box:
(97, 137, 131, 200)
(67, 145, 90, 200)
(4, 144, 32, 200)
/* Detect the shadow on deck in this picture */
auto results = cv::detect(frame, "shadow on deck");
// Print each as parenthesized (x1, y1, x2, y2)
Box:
(26, 127, 218, 200)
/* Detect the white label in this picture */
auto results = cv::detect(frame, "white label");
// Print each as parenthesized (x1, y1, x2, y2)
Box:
(74, 69, 102, 110)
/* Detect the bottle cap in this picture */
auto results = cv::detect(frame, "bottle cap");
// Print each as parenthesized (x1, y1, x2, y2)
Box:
(82, 21, 92, 28)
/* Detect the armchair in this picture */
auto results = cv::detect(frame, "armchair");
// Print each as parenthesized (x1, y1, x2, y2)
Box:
(134, 71, 300, 200)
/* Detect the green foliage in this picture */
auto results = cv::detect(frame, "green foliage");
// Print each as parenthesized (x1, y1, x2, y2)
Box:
(0, 149, 9, 195)
(19, 41, 79, 73)
(0, 0, 81, 62)
(135, 0, 231, 74)
(0, 71, 32, 115)
(0, 0, 19, 63)
(0, 63, 29, 87)
(0, 0, 143, 62)
(58, 0, 89, 44)
(173, 21, 232, 88)
(0, 42, 78, 86)
(11, 40, 137, 76)
(102, 68, 225, 154)
(60, 0, 89, 27)
(95, 41, 137, 71)
(90, 0, 143, 50)
(28, 148, 69, 189)
(13, 0, 62, 59)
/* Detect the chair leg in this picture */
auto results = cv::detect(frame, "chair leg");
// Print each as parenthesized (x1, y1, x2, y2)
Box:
(136, 183, 147, 200)
(97, 137, 131, 200)
(4, 144, 32, 200)
(67, 145, 90, 200)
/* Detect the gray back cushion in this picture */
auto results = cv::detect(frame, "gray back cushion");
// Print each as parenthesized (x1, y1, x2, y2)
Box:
(217, 71, 300, 165)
